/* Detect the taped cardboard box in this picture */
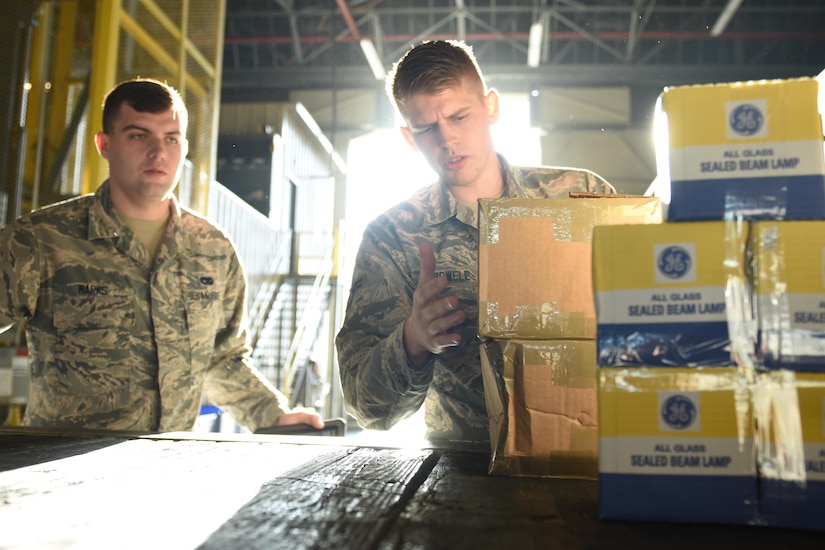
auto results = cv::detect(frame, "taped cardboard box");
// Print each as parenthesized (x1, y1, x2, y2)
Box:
(654, 78, 825, 221)
(478, 195, 662, 340)
(757, 372, 825, 531)
(598, 367, 758, 525)
(480, 338, 598, 479)
(751, 220, 825, 371)
(598, 368, 825, 531)
(592, 220, 748, 367)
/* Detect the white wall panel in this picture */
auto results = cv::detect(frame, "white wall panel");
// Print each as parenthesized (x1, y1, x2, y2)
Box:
(540, 129, 655, 196)
(536, 87, 631, 126)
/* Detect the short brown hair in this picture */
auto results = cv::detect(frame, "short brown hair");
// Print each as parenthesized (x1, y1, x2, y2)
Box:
(101, 78, 188, 135)
(386, 40, 487, 110)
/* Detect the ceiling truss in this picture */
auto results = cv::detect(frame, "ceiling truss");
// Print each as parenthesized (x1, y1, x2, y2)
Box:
(221, 0, 825, 100)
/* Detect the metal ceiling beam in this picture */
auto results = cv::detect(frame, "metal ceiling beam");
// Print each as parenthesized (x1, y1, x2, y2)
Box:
(221, 62, 822, 94)
(455, 0, 466, 42)
(224, 29, 825, 46)
(711, 0, 744, 37)
(220, 1, 825, 100)
(335, 0, 362, 39)
(625, 0, 656, 63)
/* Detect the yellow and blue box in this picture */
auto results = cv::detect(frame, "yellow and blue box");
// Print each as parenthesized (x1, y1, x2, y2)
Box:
(656, 78, 825, 221)
(478, 196, 662, 340)
(598, 367, 757, 524)
(756, 372, 825, 531)
(751, 220, 825, 371)
(592, 221, 748, 367)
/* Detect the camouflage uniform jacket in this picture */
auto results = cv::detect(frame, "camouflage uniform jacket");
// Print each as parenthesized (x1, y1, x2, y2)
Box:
(0, 181, 289, 432)
(336, 155, 614, 443)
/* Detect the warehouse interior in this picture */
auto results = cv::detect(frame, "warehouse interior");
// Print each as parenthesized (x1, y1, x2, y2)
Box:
(1, 0, 824, 433)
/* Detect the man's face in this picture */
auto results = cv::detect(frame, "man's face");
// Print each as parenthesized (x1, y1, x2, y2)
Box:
(96, 104, 188, 217)
(399, 76, 499, 194)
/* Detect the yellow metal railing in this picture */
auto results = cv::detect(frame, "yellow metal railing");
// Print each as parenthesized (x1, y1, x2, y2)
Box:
(12, 0, 224, 218)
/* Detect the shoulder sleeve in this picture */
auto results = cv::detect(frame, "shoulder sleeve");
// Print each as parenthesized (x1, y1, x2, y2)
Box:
(201, 240, 290, 431)
(0, 218, 40, 332)
(584, 169, 617, 194)
(335, 219, 433, 431)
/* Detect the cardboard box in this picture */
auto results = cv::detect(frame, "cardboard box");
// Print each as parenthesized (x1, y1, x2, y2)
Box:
(478, 196, 662, 340)
(751, 220, 825, 371)
(757, 372, 825, 531)
(481, 338, 598, 479)
(592, 221, 748, 367)
(598, 367, 758, 525)
(655, 78, 825, 221)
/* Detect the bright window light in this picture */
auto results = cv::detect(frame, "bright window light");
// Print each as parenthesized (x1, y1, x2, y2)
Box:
(527, 22, 543, 68)
(650, 95, 671, 204)
(492, 92, 542, 166)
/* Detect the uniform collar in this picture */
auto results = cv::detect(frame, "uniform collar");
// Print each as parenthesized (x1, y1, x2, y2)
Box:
(499, 155, 531, 199)
(423, 154, 526, 228)
(88, 180, 187, 248)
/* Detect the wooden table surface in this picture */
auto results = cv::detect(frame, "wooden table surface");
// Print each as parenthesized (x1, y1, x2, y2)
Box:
(0, 429, 822, 549)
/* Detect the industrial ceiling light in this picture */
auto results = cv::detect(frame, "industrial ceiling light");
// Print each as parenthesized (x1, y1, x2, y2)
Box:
(360, 38, 386, 80)
(710, 0, 743, 37)
(527, 21, 543, 68)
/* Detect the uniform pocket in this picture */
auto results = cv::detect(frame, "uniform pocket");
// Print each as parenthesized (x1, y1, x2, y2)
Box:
(53, 288, 134, 370)
(53, 286, 135, 333)
(183, 282, 224, 372)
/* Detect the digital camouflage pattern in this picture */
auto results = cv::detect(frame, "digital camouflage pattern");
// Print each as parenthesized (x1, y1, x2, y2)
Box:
(336, 155, 615, 443)
(0, 182, 289, 432)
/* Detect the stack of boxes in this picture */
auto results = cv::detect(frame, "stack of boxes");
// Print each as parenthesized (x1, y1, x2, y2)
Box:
(749, 220, 825, 529)
(477, 196, 663, 479)
(593, 219, 758, 524)
(593, 77, 825, 530)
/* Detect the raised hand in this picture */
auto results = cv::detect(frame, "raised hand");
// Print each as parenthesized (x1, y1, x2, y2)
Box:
(403, 242, 466, 368)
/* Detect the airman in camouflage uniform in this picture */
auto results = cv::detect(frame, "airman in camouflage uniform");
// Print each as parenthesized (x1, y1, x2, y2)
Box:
(0, 78, 322, 433)
(335, 40, 615, 444)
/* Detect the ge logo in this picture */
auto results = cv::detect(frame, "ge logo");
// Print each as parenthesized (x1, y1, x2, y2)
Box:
(657, 246, 691, 279)
(729, 104, 764, 136)
(661, 395, 697, 430)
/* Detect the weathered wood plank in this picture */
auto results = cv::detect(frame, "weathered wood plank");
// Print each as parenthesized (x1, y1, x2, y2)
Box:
(0, 433, 123, 472)
(0, 434, 338, 550)
(377, 450, 582, 549)
(3, 433, 824, 550)
(377, 451, 825, 550)
(199, 447, 439, 550)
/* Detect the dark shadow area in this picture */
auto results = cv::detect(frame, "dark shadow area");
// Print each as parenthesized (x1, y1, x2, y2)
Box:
(0, 429, 129, 472)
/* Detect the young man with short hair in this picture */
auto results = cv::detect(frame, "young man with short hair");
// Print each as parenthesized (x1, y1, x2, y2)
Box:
(0, 78, 323, 433)
(336, 40, 614, 444)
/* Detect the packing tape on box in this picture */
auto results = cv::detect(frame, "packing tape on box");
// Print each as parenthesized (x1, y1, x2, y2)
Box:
(722, 216, 808, 484)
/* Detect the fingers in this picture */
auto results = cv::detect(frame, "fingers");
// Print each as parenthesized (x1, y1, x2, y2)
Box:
(417, 241, 436, 287)
(277, 409, 325, 429)
(426, 311, 465, 349)
(417, 292, 464, 339)
(415, 242, 451, 313)
(305, 412, 325, 429)
(404, 242, 465, 365)
(417, 268, 448, 305)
